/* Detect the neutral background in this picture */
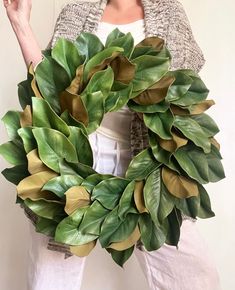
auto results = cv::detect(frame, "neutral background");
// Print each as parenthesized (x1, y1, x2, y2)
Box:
(0, 0, 234, 289)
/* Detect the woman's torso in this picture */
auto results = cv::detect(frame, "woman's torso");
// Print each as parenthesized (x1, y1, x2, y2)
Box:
(94, 19, 145, 142)
(88, 19, 145, 176)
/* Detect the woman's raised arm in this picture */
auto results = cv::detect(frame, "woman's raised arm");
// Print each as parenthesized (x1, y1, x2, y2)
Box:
(3, 0, 43, 68)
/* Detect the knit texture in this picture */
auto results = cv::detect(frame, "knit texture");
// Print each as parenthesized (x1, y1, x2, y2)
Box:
(25, 0, 205, 257)
(48, 0, 205, 72)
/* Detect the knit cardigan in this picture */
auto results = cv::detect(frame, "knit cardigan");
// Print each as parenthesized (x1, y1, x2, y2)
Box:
(23, 0, 206, 257)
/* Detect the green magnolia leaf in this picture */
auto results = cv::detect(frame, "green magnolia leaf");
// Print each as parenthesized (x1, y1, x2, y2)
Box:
(61, 161, 96, 179)
(55, 207, 97, 246)
(58, 159, 78, 175)
(0, 138, 26, 166)
(117, 181, 138, 220)
(107, 246, 134, 268)
(162, 165, 199, 199)
(130, 46, 156, 59)
(24, 198, 65, 222)
(128, 99, 169, 113)
(144, 169, 161, 226)
(148, 132, 182, 174)
(144, 170, 174, 227)
(107, 224, 140, 251)
(42, 48, 51, 57)
(59, 90, 89, 126)
(60, 110, 88, 135)
(35, 217, 58, 237)
(165, 207, 182, 246)
(144, 109, 174, 140)
(174, 145, 210, 184)
(105, 82, 133, 112)
(135, 37, 164, 50)
(16, 196, 24, 204)
(131, 55, 170, 93)
(131, 46, 170, 60)
(191, 113, 219, 137)
(32, 98, 70, 136)
(2, 111, 21, 140)
(32, 128, 78, 173)
(81, 173, 113, 193)
(42, 175, 84, 198)
(126, 148, 161, 180)
(35, 56, 71, 113)
(197, 185, 215, 218)
(174, 195, 199, 219)
(171, 177, 202, 219)
(18, 78, 33, 109)
(80, 91, 105, 134)
(75, 32, 104, 62)
(132, 74, 175, 106)
(178, 69, 199, 78)
(139, 214, 167, 251)
(18, 127, 37, 154)
(83, 66, 114, 99)
(150, 47, 171, 59)
(149, 131, 171, 164)
(209, 143, 222, 159)
(2, 164, 29, 185)
(100, 207, 139, 248)
(51, 38, 83, 80)
(83, 46, 123, 82)
(171, 71, 209, 106)
(106, 32, 134, 58)
(165, 71, 193, 102)
(174, 143, 224, 184)
(173, 116, 211, 153)
(91, 177, 129, 210)
(68, 126, 93, 166)
(105, 28, 125, 47)
(159, 182, 178, 220)
(110, 55, 136, 84)
(131, 37, 169, 60)
(78, 200, 110, 235)
(206, 145, 225, 182)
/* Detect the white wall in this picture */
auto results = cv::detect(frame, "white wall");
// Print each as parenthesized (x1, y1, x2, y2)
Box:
(0, 0, 234, 289)
(180, 1, 235, 290)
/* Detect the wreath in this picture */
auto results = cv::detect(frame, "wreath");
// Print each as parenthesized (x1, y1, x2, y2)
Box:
(0, 29, 225, 266)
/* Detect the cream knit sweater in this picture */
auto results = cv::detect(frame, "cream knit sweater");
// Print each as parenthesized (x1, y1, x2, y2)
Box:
(49, 0, 205, 73)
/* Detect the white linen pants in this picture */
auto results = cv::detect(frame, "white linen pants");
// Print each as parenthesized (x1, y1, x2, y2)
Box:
(27, 129, 221, 290)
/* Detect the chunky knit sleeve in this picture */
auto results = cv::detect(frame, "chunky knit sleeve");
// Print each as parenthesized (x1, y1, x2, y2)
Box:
(46, 2, 93, 49)
(166, 0, 205, 72)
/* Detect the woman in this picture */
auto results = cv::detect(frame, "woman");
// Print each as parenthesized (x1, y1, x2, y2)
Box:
(3, 0, 221, 289)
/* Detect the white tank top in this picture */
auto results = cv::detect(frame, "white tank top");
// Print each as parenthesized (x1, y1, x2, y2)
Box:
(94, 19, 145, 141)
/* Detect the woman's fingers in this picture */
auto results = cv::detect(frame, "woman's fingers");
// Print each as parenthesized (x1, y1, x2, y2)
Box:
(3, 0, 12, 8)
(3, 0, 17, 11)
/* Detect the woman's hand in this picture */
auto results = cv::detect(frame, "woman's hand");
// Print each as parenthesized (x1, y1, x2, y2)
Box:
(3, 0, 32, 25)
(3, 0, 42, 68)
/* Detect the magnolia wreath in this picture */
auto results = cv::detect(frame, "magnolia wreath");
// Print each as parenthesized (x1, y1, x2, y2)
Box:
(0, 29, 225, 266)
